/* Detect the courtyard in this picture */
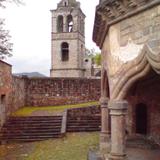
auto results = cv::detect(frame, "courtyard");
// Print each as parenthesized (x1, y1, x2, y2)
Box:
(0, 132, 160, 160)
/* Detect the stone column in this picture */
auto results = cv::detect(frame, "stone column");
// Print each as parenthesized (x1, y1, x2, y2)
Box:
(99, 97, 110, 152)
(63, 16, 67, 32)
(108, 100, 128, 160)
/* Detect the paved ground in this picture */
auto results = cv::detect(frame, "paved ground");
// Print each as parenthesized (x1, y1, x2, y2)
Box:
(127, 148, 160, 160)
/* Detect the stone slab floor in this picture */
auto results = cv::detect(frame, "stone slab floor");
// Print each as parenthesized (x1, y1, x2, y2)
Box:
(127, 148, 160, 160)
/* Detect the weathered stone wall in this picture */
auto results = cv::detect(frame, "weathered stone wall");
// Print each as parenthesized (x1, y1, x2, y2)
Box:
(0, 60, 12, 126)
(126, 72, 160, 144)
(67, 105, 100, 117)
(26, 78, 100, 106)
(102, 5, 160, 92)
(119, 5, 160, 52)
(8, 76, 27, 113)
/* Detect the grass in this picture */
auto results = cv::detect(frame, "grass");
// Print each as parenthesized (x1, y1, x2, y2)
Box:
(12, 101, 99, 116)
(25, 133, 99, 160)
(0, 132, 99, 160)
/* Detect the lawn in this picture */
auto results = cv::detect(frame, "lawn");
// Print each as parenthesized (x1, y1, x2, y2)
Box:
(12, 101, 99, 116)
(0, 132, 99, 160)
(26, 133, 99, 160)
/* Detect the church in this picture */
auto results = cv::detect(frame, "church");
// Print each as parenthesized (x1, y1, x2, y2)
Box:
(50, 0, 93, 78)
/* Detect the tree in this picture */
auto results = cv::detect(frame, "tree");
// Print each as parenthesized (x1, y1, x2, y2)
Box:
(0, 0, 22, 8)
(93, 53, 101, 66)
(85, 48, 101, 66)
(0, 19, 12, 59)
(0, 0, 22, 59)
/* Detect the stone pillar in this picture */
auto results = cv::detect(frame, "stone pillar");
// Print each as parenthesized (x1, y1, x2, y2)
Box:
(63, 16, 67, 32)
(99, 97, 110, 152)
(108, 100, 128, 160)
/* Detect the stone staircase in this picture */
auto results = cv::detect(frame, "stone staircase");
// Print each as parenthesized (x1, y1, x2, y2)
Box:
(0, 116, 63, 143)
(66, 105, 101, 132)
(67, 115, 101, 132)
(0, 105, 101, 143)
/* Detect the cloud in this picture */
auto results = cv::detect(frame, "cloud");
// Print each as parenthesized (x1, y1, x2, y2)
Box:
(3, 0, 100, 75)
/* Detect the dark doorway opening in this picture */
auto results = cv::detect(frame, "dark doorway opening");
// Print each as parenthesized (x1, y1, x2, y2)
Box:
(135, 103, 147, 135)
(1, 95, 5, 105)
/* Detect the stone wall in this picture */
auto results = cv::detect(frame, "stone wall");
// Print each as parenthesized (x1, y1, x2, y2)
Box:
(119, 5, 160, 52)
(8, 76, 27, 113)
(0, 60, 12, 126)
(26, 78, 100, 106)
(67, 105, 100, 117)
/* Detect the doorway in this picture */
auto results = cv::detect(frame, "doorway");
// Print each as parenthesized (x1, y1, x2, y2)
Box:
(135, 103, 147, 135)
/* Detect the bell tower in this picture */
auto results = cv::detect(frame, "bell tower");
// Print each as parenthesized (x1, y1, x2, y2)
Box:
(50, 0, 86, 77)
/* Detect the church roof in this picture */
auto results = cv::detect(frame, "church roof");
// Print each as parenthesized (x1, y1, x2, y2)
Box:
(58, 0, 80, 8)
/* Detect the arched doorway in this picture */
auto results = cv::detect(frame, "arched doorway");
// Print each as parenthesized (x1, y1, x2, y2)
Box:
(135, 103, 147, 135)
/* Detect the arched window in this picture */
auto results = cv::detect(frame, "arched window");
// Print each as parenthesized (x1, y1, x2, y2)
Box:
(61, 42, 69, 61)
(63, 0, 68, 6)
(57, 15, 63, 33)
(67, 15, 73, 32)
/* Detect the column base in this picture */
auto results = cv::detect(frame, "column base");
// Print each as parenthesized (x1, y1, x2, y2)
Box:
(108, 153, 127, 160)
(100, 132, 111, 153)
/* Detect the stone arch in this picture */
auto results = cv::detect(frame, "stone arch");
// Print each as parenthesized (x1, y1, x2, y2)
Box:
(61, 42, 69, 61)
(111, 45, 160, 100)
(57, 15, 63, 33)
(67, 15, 73, 32)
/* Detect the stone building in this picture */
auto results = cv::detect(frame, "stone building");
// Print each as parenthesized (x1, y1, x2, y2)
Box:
(93, 0, 160, 159)
(50, 0, 87, 77)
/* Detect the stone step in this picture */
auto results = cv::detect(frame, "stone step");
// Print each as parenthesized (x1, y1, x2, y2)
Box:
(0, 115, 63, 143)
(2, 136, 62, 143)
(1, 134, 62, 141)
(1, 131, 61, 137)
(4, 122, 61, 127)
(68, 116, 100, 120)
(68, 124, 101, 127)
(2, 128, 61, 134)
(67, 127, 100, 132)
(7, 119, 62, 123)
(67, 119, 100, 122)
(67, 121, 101, 125)
(9, 116, 62, 120)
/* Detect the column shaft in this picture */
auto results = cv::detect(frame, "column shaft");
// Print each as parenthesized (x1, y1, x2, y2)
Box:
(100, 97, 110, 152)
(109, 100, 128, 160)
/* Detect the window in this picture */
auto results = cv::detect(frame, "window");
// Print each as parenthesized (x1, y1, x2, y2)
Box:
(67, 15, 73, 32)
(57, 15, 63, 32)
(63, 0, 68, 6)
(61, 42, 69, 61)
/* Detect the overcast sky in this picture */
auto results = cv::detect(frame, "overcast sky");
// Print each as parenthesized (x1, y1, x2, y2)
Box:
(0, 0, 100, 76)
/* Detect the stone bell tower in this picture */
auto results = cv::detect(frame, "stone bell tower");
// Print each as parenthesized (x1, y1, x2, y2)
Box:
(50, 0, 86, 77)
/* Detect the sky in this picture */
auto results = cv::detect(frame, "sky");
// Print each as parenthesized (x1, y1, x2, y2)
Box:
(0, 0, 100, 76)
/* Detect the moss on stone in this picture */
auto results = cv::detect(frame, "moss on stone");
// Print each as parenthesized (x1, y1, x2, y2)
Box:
(12, 101, 99, 116)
